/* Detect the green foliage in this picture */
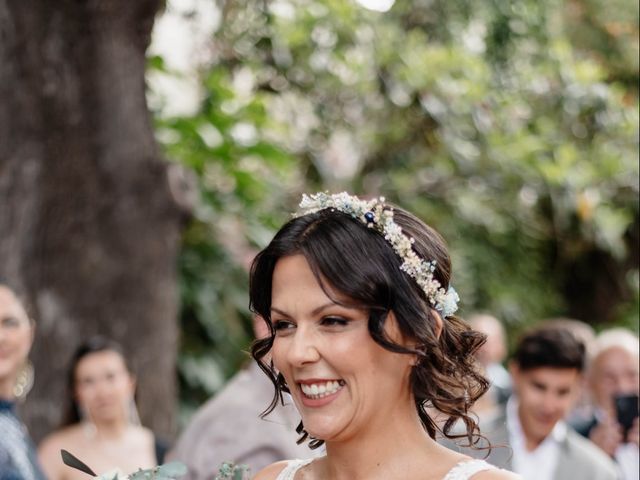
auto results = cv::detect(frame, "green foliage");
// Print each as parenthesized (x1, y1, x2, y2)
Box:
(214, 462, 250, 480)
(149, 0, 639, 419)
(153, 63, 305, 421)
(61, 449, 187, 480)
(127, 463, 188, 480)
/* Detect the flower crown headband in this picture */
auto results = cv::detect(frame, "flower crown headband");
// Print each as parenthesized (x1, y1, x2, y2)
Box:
(295, 192, 459, 318)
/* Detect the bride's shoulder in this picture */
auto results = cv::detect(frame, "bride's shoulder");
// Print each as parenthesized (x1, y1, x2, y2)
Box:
(252, 460, 290, 480)
(443, 457, 521, 480)
(472, 470, 521, 480)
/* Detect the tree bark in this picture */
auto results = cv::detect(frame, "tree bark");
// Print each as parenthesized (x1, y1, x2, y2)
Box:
(0, 0, 182, 441)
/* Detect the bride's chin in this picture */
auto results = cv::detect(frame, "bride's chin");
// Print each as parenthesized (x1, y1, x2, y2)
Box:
(304, 423, 347, 444)
(304, 426, 328, 439)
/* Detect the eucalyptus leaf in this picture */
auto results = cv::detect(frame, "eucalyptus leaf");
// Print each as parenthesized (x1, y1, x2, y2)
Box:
(155, 462, 188, 479)
(60, 450, 97, 477)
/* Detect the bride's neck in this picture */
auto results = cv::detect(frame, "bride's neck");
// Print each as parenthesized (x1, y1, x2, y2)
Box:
(323, 405, 436, 480)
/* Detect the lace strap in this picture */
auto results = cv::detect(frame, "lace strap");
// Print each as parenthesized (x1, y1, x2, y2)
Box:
(275, 459, 314, 480)
(442, 459, 497, 480)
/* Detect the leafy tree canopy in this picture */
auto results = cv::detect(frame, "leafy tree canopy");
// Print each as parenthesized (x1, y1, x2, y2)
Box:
(149, 0, 639, 421)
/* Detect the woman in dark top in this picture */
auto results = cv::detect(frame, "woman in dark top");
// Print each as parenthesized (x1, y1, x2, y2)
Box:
(0, 284, 45, 480)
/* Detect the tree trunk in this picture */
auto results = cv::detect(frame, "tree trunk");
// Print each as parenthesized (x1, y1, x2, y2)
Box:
(0, 0, 182, 442)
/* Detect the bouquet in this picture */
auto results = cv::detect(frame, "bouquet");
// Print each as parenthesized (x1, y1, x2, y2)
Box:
(213, 462, 250, 480)
(61, 450, 187, 480)
(61, 450, 250, 480)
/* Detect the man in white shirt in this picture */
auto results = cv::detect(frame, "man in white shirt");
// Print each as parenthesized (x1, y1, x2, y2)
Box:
(474, 325, 618, 480)
(580, 329, 639, 480)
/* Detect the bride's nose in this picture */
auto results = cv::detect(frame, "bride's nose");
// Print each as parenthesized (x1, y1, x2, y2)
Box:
(286, 325, 321, 366)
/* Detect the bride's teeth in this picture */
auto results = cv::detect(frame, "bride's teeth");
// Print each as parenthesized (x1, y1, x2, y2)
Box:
(300, 380, 344, 399)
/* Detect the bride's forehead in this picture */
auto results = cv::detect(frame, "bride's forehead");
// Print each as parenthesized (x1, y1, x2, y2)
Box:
(272, 255, 330, 291)
(272, 255, 316, 289)
(271, 256, 357, 308)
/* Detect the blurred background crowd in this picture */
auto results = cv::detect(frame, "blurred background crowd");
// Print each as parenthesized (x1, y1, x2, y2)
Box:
(1, 286, 638, 479)
(0, 0, 637, 479)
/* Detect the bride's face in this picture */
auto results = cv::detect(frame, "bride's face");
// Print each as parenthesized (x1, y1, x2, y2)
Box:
(270, 254, 414, 443)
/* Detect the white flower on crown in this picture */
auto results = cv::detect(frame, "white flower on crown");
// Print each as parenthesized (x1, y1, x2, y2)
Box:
(296, 192, 459, 317)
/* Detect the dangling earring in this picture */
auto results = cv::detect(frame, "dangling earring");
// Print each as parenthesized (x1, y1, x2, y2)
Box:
(79, 405, 97, 438)
(13, 360, 34, 401)
(128, 397, 141, 426)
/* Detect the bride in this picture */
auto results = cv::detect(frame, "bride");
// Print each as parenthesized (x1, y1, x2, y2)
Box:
(249, 193, 519, 480)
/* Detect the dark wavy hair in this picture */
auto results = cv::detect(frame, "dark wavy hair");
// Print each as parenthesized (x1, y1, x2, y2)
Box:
(513, 325, 586, 372)
(0, 282, 34, 322)
(250, 202, 490, 449)
(61, 336, 134, 426)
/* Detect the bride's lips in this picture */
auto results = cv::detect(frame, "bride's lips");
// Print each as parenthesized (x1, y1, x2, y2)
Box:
(296, 378, 346, 407)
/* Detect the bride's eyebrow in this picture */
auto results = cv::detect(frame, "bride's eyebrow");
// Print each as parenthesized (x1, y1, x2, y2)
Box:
(270, 307, 290, 318)
(311, 302, 343, 315)
(270, 301, 343, 318)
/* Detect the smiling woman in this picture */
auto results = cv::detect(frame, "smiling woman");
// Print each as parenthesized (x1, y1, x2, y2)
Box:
(0, 284, 45, 480)
(249, 193, 521, 480)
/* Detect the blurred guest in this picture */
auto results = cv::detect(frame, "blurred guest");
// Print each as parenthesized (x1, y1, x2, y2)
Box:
(38, 337, 167, 480)
(543, 317, 596, 356)
(449, 325, 617, 480)
(0, 284, 45, 480)
(167, 316, 318, 479)
(543, 317, 597, 430)
(581, 328, 639, 480)
(468, 313, 511, 405)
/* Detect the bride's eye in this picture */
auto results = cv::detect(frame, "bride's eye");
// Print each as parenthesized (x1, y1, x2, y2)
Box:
(272, 320, 295, 332)
(321, 316, 349, 327)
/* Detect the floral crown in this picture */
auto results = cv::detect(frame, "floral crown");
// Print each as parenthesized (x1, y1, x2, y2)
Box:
(296, 192, 459, 318)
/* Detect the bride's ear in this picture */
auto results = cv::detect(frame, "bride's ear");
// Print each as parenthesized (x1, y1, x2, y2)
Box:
(385, 311, 424, 367)
(431, 309, 444, 340)
(385, 311, 419, 348)
(384, 311, 405, 344)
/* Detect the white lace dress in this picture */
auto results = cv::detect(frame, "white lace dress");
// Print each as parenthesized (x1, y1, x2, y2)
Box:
(275, 458, 498, 480)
